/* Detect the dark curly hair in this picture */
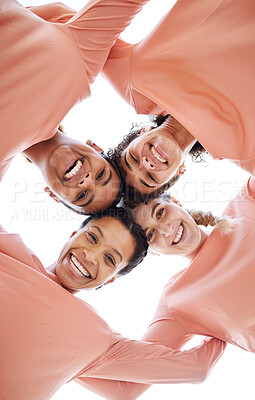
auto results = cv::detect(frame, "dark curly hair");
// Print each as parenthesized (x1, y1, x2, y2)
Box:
(80, 206, 148, 278)
(107, 115, 206, 208)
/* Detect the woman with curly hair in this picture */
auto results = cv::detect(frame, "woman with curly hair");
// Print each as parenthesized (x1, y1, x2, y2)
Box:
(0, 0, 152, 214)
(31, 0, 255, 208)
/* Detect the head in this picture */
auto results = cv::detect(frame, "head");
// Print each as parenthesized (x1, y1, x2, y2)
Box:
(24, 131, 122, 214)
(54, 207, 148, 290)
(108, 115, 203, 208)
(133, 194, 234, 257)
(133, 194, 202, 257)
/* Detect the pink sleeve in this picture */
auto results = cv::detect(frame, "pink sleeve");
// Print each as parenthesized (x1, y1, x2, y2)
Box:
(66, 0, 150, 86)
(76, 294, 225, 399)
(27, 3, 76, 23)
(102, 39, 167, 115)
(28, 1, 150, 88)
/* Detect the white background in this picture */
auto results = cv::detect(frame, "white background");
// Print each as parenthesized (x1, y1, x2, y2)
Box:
(2, 0, 254, 398)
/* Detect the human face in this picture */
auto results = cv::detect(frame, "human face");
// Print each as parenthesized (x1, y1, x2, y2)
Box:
(55, 217, 135, 290)
(134, 197, 201, 256)
(120, 120, 187, 194)
(44, 143, 120, 214)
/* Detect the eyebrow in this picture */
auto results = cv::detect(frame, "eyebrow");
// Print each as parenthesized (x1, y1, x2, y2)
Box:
(124, 152, 132, 171)
(93, 226, 122, 262)
(139, 179, 156, 189)
(102, 169, 112, 186)
(151, 202, 160, 218)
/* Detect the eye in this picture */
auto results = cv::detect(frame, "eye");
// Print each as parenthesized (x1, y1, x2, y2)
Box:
(87, 232, 98, 244)
(96, 168, 105, 181)
(157, 207, 164, 219)
(147, 229, 155, 243)
(77, 190, 87, 201)
(104, 254, 115, 266)
(147, 172, 157, 183)
(130, 152, 138, 163)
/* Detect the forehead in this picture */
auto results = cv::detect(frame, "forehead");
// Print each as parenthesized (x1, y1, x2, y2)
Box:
(135, 198, 171, 224)
(86, 217, 135, 259)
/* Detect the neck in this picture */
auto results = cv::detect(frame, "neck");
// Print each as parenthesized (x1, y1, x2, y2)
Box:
(46, 263, 78, 294)
(23, 130, 64, 168)
(47, 263, 57, 275)
(162, 116, 196, 154)
(187, 227, 208, 260)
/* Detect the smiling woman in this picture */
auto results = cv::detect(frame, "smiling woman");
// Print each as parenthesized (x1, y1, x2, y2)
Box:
(48, 207, 148, 290)
(24, 129, 122, 214)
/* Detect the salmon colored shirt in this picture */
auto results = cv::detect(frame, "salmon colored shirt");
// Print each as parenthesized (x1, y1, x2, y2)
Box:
(74, 178, 255, 399)
(0, 224, 226, 399)
(102, 0, 255, 174)
(0, 0, 150, 180)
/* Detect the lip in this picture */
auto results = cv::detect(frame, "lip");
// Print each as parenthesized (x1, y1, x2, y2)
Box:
(152, 144, 168, 163)
(147, 144, 169, 167)
(172, 222, 186, 246)
(67, 252, 92, 279)
(63, 158, 84, 182)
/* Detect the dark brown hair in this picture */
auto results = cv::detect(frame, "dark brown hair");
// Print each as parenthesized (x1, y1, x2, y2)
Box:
(107, 115, 206, 208)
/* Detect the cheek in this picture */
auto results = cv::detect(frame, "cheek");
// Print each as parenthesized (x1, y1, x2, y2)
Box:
(150, 236, 168, 254)
(155, 167, 179, 184)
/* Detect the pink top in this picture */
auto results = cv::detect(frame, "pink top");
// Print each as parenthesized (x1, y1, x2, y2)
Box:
(0, 5, 225, 398)
(79, 176, 255, 399)
(0, 227, 226, 399)
(102, 0, 255, 174)
(75, 178, 255, 399)
(0, 0, 149, 179)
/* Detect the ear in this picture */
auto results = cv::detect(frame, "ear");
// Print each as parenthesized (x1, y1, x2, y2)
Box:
(44, 187, 60, 203)
(69, 231, 78, 239)
(86, 139, 104, 154)
(148, 248, 160, 256)
(104, 277, 116, 286)
(177, 163, 186, 176)
(140, 125, 153, 135)
(169, 195, 182, 207)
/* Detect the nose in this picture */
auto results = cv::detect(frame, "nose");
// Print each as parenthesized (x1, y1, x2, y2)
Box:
(159, 223, 174, 238)
(142, 156, 155, 171)
(83, 248, 97, 265)
(78, 172, 94, 188)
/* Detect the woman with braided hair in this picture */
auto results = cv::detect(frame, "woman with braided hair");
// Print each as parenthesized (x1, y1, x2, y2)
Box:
(70, 176, 255, 399)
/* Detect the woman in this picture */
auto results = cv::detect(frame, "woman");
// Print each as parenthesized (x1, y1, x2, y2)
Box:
(31, 0, 255, 206)
(72, 175, 255, 399)
(103, 0, 255, 182)
(0, 0, 150, 213)
(0, 201, 227, 399)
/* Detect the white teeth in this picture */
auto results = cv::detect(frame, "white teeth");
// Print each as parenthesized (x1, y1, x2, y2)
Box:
(70, 255, 91, 278)
(64, 160, 82, 179)
(172, 224, 184, 244)
(151, 146, 167, 163)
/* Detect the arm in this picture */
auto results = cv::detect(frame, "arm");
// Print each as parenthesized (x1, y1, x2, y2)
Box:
(28, 0, 150, 87)
(28, 1, 165, 115)
(102, 39, 167, 115)
(27, 3, 76, 23)
(65, 0, 151, 86)
(76, 294, 226, 399)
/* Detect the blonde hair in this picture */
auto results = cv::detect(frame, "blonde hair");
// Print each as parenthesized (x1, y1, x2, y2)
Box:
(187, 209, 236, 235)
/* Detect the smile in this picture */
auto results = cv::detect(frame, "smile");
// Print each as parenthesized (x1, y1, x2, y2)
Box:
(64, 159, 83, 180)
(70, 254, 91, 278)
(172, 223, 184, 245)
(150, 145, 168, 164)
